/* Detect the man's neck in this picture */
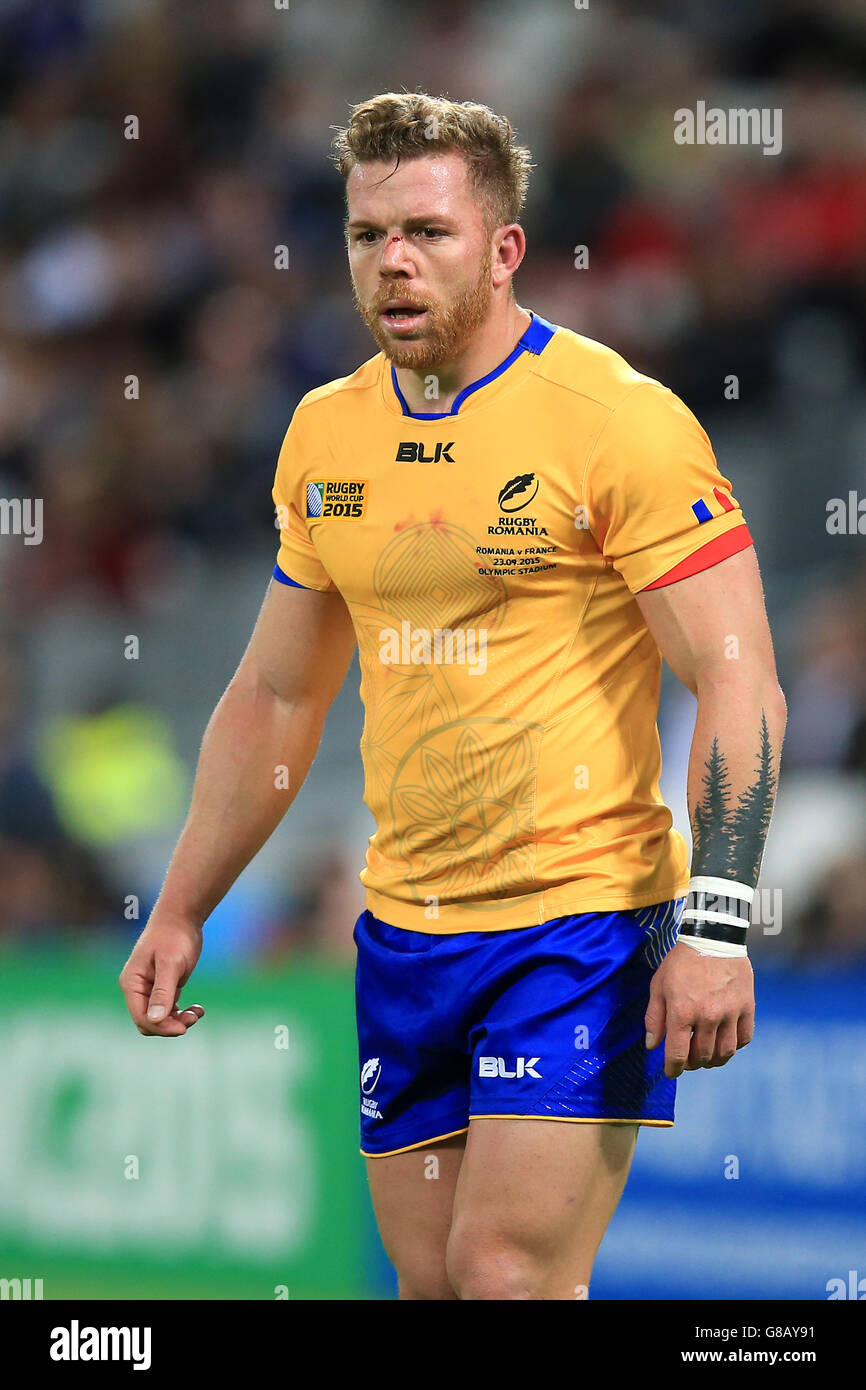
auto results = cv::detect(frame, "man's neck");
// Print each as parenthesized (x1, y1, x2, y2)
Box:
(392, 301, 532, 415)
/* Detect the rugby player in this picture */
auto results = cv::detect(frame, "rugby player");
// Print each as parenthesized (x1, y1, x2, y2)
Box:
(120, 93, 787, 1300)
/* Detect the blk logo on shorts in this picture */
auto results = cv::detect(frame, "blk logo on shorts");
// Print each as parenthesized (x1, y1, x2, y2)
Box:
(478, 1056, 542, 1079)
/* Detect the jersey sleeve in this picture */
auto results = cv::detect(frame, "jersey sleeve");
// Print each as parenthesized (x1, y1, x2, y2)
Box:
(582, 380, 753, 595)
(271, 406, 335, 592)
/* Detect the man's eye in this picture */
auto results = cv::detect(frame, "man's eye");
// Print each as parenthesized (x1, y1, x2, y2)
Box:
(418, 228, 443, 238)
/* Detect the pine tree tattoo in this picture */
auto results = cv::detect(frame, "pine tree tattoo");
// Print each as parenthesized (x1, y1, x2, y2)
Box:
(691, 711, 777, 887)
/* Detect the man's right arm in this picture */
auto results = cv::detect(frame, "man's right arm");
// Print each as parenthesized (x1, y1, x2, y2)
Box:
(119, 577, 357, 1036)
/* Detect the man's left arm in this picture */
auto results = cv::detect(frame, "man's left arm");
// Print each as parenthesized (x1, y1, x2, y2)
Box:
(635, 544, 787, 1078)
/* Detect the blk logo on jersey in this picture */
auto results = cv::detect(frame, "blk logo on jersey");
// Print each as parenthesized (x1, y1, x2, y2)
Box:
(497, 473, 539, 512)
(395, 442, 455, 463)
(478, 1056, 542, 1079)
(307, 479, 367, 518)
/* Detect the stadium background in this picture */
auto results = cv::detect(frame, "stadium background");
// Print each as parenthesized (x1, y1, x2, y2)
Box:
(0, 0, 864, 1300)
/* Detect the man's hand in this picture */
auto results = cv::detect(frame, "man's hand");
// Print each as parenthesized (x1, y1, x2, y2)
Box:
(119, 911, 206, 1037)
(645, 942, 754, 1078)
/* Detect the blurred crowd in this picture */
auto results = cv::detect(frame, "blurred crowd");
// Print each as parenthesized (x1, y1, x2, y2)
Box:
(0, 0, 864, 959)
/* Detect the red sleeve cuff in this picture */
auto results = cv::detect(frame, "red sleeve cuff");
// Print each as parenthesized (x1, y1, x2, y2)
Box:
(641, 524, 754, 591)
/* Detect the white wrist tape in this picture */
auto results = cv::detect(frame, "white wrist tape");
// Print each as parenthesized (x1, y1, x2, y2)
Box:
(678, 933, 748, 959)
(679, 876, 755, 954)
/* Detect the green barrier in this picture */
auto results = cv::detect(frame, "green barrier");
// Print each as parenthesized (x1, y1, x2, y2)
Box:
(0, 949, 379, 1300)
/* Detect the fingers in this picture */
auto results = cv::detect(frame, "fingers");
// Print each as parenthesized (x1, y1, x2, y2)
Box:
(649, 949, 756, 1077)
(146, 955, 185, 1024)
(684, 1020, 720, 1071)
(118, 965, 155, 1032)
(644, 990, 666, 1052)
(663, 1018, 694, 1079)
(647, 997, 724, 1077)
(705, 1019, 739, 1069)
(679, 1015, 750, 1073)
(119, 957, 205, 1038)
(135, 1003, 206, 1039)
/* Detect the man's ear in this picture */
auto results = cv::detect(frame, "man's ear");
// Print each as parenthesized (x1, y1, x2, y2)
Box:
(492, 223, 526, 287)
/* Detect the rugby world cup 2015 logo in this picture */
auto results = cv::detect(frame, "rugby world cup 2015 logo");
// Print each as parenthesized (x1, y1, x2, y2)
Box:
(361, 1057, 382, 1094)
(307, 479, 367, 518)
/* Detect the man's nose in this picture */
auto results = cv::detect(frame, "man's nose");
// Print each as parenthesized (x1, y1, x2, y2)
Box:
(380, 233, 412, 271)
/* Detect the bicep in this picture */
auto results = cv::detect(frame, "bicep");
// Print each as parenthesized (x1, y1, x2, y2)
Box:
(235, 577, 356, 707)
(634, 546, 779, 695)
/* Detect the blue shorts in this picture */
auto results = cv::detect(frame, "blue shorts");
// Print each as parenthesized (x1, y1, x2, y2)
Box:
(354, 899, 684, 1157)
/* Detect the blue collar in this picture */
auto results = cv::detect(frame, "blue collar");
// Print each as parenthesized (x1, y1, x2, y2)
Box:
(390, 310, 556, 420)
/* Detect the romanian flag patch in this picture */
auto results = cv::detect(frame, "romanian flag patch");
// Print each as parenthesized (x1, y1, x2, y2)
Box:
(692, 486, 736, 523)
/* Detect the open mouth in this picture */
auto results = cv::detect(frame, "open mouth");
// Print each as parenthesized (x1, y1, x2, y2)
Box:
(379, 301, 428, 332)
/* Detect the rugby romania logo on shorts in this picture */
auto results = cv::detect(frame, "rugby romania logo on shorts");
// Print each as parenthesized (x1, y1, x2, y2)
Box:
(360, 1056, 383, 1120)
(307, 479, 368, 519)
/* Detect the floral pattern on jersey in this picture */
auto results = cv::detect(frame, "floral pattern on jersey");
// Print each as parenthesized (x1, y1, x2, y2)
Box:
(350, 519, 540, 909)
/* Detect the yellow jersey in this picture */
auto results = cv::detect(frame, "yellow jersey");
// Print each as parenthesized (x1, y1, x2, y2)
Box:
(271, 312, 752, 932)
